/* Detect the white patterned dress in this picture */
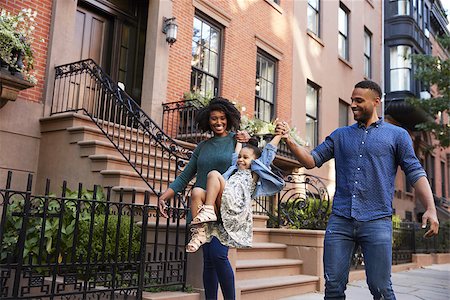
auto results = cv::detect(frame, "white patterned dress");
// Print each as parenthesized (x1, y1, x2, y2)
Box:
(206, 169, 256, 248)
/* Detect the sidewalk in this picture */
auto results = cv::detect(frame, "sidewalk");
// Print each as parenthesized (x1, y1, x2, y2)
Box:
(281, 264, 450, 300)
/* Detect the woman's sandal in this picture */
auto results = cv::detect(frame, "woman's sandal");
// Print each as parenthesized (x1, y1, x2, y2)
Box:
(191, 205, 217, 225)
(186, 226, 207, 253)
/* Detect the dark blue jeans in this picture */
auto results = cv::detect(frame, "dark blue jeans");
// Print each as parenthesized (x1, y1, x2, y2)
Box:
(202, 236, 235, 300)
(323, 214, 396, 300)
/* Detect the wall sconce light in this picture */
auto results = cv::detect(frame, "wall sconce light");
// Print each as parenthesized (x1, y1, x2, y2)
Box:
(162, 17, 178, 46)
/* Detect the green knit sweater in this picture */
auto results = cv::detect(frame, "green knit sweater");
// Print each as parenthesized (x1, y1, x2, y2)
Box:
(169, 133, 236, 193)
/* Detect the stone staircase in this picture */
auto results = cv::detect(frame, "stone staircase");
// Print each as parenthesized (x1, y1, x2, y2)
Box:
(37, 112, 320, 299)
(235, 216, 319, 300)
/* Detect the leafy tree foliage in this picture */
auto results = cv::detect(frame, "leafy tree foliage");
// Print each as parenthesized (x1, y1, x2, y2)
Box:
(408, 36, 450, 148)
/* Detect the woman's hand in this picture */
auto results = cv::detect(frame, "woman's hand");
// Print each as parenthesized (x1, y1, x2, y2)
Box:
(158, 188, 174, 218)
(236, 130, 251, 143)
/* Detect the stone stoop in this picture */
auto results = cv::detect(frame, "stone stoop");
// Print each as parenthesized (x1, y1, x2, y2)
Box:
(38, 112, 189, 205)
(235, 229, 320, 299)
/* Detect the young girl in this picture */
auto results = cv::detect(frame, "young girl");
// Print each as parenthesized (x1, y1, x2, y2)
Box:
(186, 134, 285, 252)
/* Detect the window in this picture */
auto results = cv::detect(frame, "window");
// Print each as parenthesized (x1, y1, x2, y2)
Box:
(307, 0, 320, 36)
(255, 51, 276, 122)
(426, 154, 435, 193)
(306, 81, 319, 147)
(338, 3, 349, 60)
(390, 45, 412, 91)
(191, 15, 221, 97)
(339, 100, 349, 127)
(390, 0, 410, 16)
(364, 28, 372, 79)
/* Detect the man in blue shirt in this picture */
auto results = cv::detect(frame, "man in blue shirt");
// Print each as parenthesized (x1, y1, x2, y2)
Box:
(277, 80, 439, 300)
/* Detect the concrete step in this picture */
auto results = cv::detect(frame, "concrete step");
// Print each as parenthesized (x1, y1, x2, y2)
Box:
(237, 275, 319, 300)
(252, 228, 271, 242)
(236, 258, 303, 280)
(252, 214, 269, 228)
(237, 242, 287, 260)
(88, 154, 176, 179)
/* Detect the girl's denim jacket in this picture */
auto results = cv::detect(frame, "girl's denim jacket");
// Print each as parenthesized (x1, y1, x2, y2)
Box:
(222, 143, 285, 198)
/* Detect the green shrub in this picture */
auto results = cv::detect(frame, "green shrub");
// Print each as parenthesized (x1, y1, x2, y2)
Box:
(0, 187, 141, 265)
(281, 197, 332, 230)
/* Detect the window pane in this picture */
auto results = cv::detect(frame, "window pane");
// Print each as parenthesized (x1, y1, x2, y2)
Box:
(338, 34, 347, 58)
(390, 69, 410, 91)
(210, 28, 219, 52)
(306, 115, 317, 147)
(193, 18, 201, 43)
(309, 0, 319, 10)
(209, 52, 218, 76)
(307, 7, 319, 35)
(338, 7, 347, 35)
(339, 101, 349, 127)
(390, 46, 411, 68)
(364, 56, 370, 78)
(306, 84, 318, 117)
(364, 32, 371, 55)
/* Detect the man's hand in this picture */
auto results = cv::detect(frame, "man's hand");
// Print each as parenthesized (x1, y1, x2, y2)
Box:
(236, 130, 250, 143)
(421, 209, 439, 237)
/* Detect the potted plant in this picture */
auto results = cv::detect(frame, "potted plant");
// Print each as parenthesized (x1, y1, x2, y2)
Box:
(0, 8, 38, 84)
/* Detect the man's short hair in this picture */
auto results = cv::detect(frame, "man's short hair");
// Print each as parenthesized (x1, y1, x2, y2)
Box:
(355, 80, 382, 98)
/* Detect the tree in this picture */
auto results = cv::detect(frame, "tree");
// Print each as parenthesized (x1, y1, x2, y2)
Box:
(408, 36, 450, 148)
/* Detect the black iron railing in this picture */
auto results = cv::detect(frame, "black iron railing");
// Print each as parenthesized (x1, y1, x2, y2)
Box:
(51, 59, 192, 198)
(161, 99, 211, 145)
(253, 173, 332, 229)
(351, 222, 450, 270)
(0, 172, 188, 299)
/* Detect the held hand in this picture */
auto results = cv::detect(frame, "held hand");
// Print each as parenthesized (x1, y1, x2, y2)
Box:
(421, 209, 439, 237)
(236, 130, 250, 143)
(275, 120, 290, 139)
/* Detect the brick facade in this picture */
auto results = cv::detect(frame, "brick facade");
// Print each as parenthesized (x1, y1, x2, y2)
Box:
(167, 0, 293, 122)
(1, 0, 52, 102)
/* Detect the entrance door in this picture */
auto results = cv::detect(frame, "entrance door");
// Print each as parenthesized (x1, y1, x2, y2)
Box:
(74, 6, 112, 71)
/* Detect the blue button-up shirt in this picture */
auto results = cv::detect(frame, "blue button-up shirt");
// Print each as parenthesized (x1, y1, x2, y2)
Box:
(311, 119, 426, 221)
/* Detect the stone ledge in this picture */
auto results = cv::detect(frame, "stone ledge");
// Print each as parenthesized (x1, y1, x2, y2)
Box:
(0, 70, 34, 108)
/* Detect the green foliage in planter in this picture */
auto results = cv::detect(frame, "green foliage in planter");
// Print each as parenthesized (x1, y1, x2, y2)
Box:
(282, 197, 332, 230)
(0, 8, 38, 83)
(0, 187, 141, 265)
(183, 90, 212, 108)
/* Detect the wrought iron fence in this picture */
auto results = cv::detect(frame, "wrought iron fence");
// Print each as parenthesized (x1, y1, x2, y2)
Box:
(51, 59, 192, 197)
(0, 172, 188, 300)
(253, 173, 332, 229)
(351, 221, 450, 270)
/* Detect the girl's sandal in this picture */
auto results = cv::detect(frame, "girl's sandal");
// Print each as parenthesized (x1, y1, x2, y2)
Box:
(191, 205, 217, 225)
(186, 226, 207, 253)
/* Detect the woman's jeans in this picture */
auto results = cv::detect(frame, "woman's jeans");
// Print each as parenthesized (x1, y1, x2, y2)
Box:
(202, 236, 235, 300)
(324, 214, 396, 300)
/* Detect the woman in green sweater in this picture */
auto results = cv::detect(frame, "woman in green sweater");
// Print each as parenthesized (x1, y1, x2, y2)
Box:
(158, 97, 249, 300)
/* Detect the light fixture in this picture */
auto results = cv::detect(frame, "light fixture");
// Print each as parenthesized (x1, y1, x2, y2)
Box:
(162, 17, 178, 46)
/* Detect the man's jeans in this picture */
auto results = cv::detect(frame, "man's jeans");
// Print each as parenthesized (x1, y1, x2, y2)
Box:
(323, 214, 396, 300)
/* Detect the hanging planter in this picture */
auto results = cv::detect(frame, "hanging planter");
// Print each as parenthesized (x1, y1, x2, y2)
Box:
(0, 8, 38, 84)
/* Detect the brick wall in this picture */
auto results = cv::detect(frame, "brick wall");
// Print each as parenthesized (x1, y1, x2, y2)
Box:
(1, 0, 52, 103)
(167, 0, 293, 122)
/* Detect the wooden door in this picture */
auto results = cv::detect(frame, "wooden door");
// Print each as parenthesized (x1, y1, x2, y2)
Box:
(74, 6, 112, 70)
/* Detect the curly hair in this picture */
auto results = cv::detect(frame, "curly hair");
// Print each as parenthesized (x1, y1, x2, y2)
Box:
(195, 97, 241, 132)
